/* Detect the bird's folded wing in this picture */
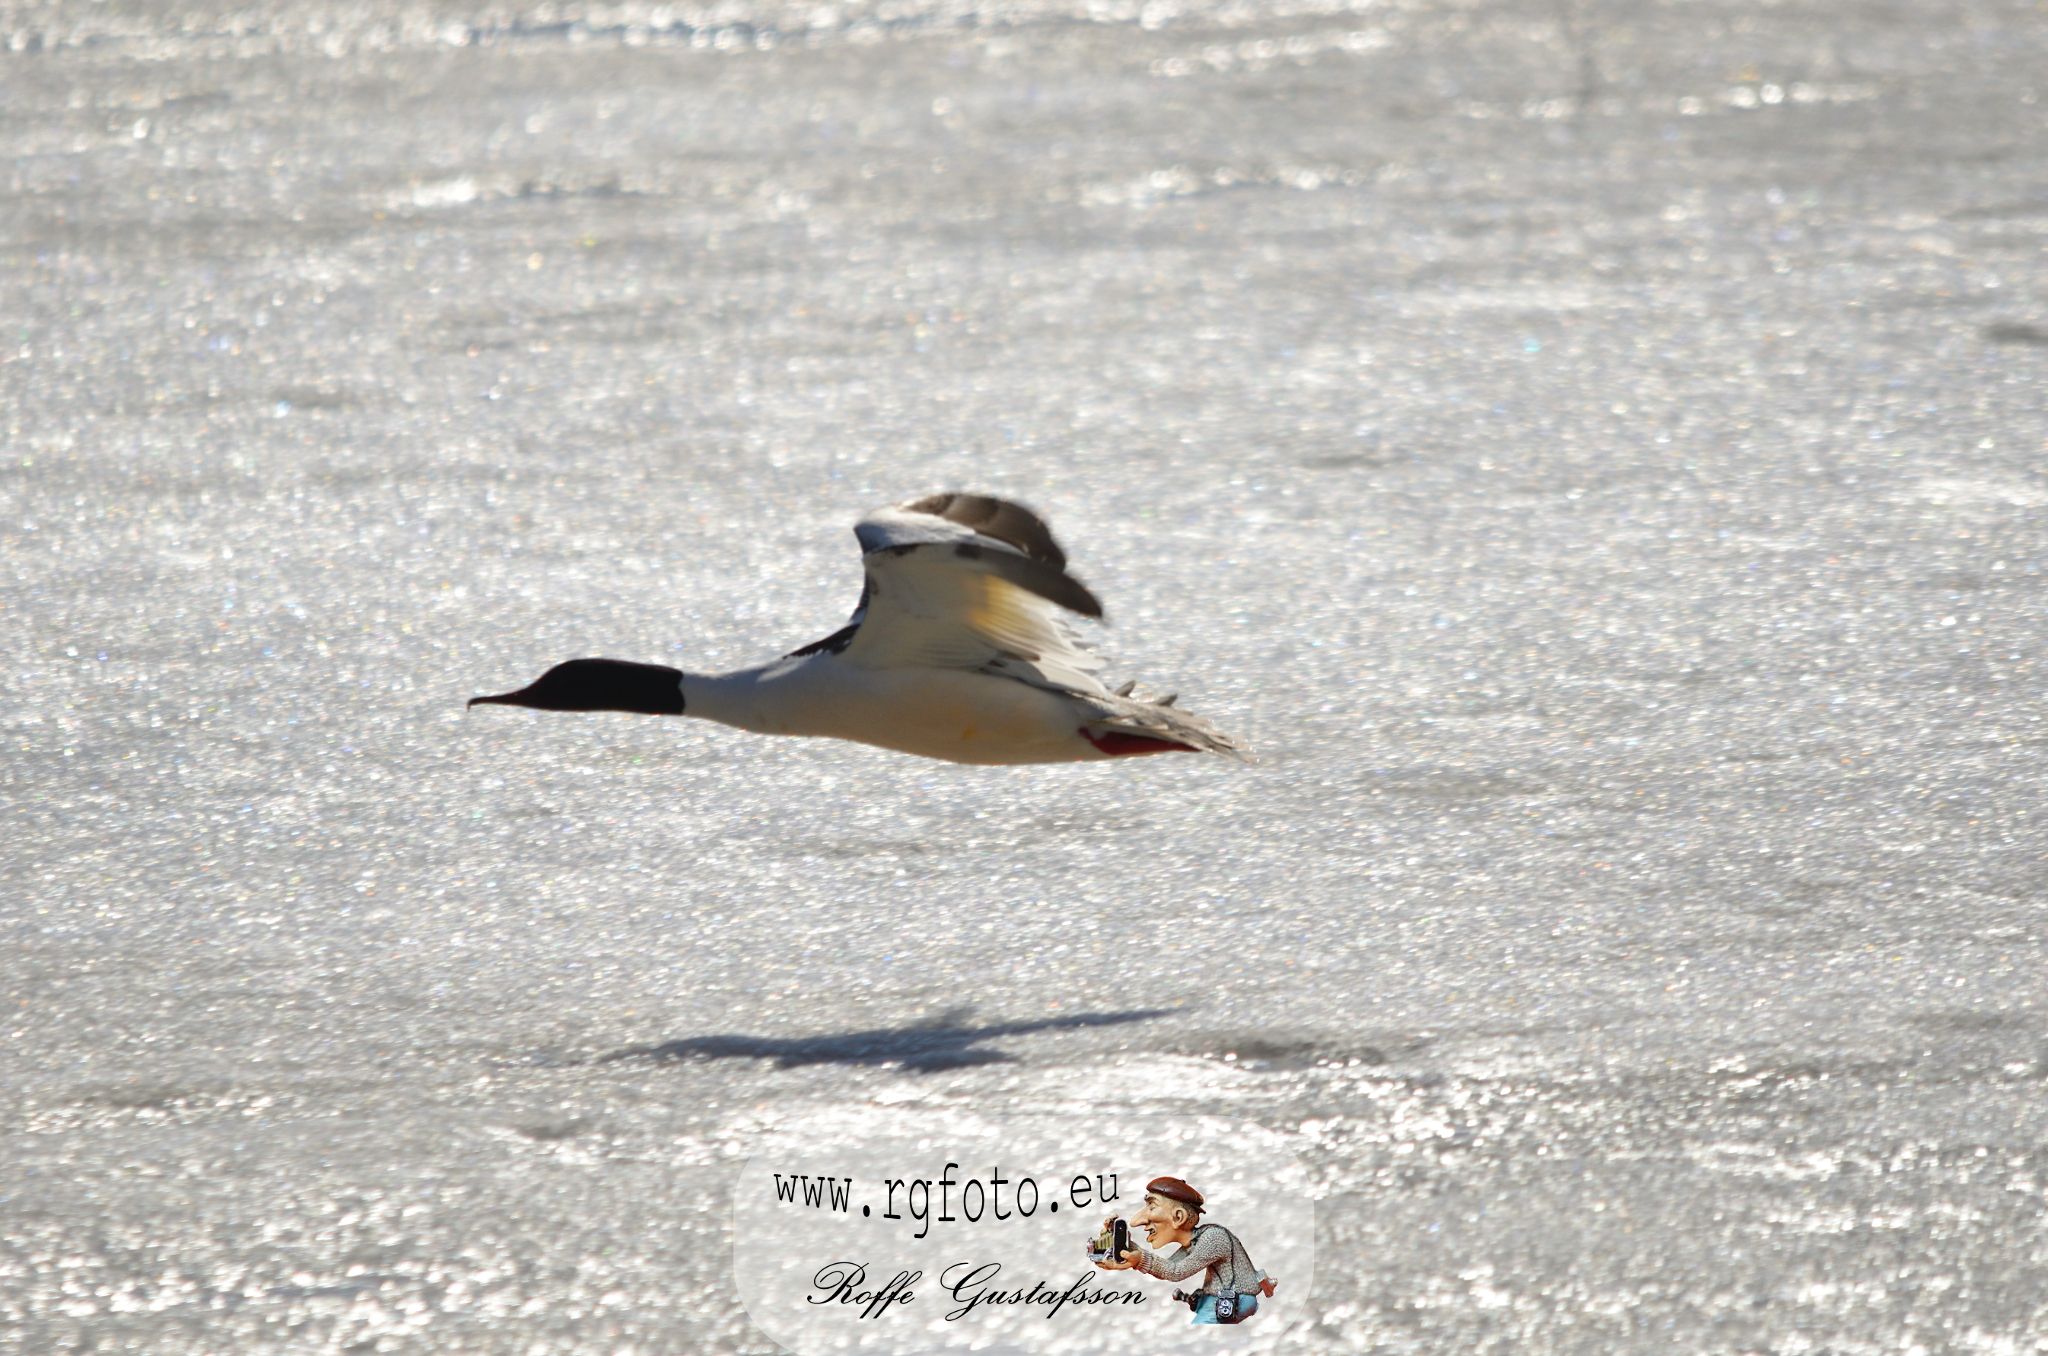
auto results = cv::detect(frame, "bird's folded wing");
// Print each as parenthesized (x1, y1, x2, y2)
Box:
(838, 497, 1106, 689)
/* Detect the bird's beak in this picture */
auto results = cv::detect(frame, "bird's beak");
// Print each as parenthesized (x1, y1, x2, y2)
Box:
(468, 689, 523, 709)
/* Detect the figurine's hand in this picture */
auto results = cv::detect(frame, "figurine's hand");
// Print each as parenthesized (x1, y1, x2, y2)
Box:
(1093, 1254, 1135, 1271)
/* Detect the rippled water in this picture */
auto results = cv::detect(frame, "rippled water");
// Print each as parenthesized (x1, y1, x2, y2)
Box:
(5, 0, 2047, 1351)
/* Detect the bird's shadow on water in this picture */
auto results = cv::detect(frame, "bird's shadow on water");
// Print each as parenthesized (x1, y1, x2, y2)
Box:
(599, 1004, 1173, 1073)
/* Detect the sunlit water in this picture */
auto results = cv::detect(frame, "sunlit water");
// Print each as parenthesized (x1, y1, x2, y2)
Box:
(4, 0, 2047, 1350)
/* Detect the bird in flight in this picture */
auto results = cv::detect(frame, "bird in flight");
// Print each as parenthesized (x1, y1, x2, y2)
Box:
(469, 492, 1247, 765)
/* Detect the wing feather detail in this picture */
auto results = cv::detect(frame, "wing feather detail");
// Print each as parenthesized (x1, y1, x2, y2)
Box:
(853, 500, 1101, 620)
(837, 495, 1108, 690)
(898, 492, 1074, 573)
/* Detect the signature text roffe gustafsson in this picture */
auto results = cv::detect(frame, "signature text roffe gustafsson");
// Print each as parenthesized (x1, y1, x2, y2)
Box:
(807, 1260, 1145, 1321)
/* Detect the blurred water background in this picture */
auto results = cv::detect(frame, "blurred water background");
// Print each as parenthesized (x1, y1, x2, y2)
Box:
(4, 0, 2047, 1350)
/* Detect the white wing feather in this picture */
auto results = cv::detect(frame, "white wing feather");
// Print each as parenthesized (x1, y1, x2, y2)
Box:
(840, 505, 1107, 694)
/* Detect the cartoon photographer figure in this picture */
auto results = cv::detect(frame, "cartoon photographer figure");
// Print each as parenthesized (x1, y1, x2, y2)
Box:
(1091, 1176, 1276, 1325)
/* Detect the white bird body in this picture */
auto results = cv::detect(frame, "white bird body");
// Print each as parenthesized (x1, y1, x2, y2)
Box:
(471, 492, 1247, 766)
(682, 657, 1123, 765)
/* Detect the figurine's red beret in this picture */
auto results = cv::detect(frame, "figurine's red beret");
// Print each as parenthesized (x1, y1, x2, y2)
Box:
(1145, 1177, 1204, 1210)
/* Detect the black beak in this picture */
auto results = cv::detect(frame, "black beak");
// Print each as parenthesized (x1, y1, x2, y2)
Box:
(467, 690, 525, 709)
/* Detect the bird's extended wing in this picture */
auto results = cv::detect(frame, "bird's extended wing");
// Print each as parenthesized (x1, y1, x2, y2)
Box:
(832, 493, 1108, 691)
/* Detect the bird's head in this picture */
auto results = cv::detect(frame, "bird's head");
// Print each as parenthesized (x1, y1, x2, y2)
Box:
(468, 658, 685, 715)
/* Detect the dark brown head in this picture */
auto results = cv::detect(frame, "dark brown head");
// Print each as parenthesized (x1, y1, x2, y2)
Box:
(468, 658, 685, 715)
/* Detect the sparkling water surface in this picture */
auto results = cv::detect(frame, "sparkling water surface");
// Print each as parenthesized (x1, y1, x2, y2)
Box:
(4, 0, 2047, 1350)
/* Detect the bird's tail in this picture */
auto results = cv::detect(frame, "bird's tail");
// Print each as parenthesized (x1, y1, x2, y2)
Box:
(1086, 687, 1252, 761)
